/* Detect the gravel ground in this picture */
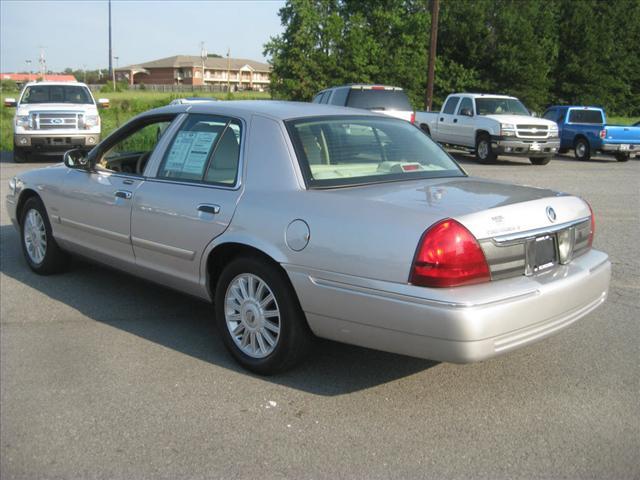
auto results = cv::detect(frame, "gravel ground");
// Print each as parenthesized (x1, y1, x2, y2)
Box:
(1, 150, 638, 480)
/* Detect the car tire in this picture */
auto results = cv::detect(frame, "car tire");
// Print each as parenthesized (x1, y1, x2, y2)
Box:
(529, 156, 551, 165)
(475, 134, 496, 164)
(614, 153, 630, 162)
(13, 146, 29, 163)
(574, 138, 591, 161)
(214, 256, 313, 375)
(19, 197, 70, 275)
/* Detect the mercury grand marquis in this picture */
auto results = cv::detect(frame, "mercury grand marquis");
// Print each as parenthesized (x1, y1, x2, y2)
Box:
(6, 101, 611, 374)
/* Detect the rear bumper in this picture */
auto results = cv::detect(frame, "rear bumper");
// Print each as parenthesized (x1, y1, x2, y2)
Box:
(285, 249, 610, 363)
(491, 136, 560, 157)
(14, 133, 99, 153)
(601, 143, 640, 154)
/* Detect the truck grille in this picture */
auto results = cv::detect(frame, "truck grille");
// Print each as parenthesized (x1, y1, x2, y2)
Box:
(516, 125, 548, 138)
(31, 112, 82, 130)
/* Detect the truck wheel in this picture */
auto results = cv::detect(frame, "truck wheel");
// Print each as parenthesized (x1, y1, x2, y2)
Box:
(475, 134, 496, 164)
(214, 256, 313, 375)
(574, 138, 591, 161)
(13, 146, 29, 163)
(529, 157, 551, 165)
(614, 153, 630, 162)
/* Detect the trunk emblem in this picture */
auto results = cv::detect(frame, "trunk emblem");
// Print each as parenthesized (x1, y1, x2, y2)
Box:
(546, 206, 557, 223)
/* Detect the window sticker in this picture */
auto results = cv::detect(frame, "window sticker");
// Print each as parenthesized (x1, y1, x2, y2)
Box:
(164, 131, 218, 176)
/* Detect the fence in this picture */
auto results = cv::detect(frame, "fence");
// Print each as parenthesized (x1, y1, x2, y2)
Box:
(87, 84, 267, 93)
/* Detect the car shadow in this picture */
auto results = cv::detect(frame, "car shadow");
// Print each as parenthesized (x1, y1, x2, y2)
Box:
(0, 224, 438, 396)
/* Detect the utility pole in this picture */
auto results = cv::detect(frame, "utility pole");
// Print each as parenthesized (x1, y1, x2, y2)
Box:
(83, 64, 87, 82)
(108, 0, 113, 85)
(200, 41, 207, 87)
(38, 47, 46, 81)
(227, 47, 231, 92)
(425, 0, 439, 111)
(25, 59, 32, 80)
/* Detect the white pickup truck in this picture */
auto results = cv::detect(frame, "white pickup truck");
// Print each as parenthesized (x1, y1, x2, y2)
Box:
(415, 93, 560, 165)
(4, 81, 109, 163)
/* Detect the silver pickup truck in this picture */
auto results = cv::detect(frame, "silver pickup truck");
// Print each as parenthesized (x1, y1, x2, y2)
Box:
(415, 93, 560, 165)
(4, 81, 109, 163)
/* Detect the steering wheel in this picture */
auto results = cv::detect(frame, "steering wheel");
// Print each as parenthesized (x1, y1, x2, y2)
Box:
(136, 151, 152, 175)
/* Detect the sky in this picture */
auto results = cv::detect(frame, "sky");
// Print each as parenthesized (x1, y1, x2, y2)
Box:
(0, 0, 285, 73)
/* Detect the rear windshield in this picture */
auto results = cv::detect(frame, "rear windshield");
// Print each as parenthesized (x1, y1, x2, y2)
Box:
(475, 97, 529, 116)
(568, 109, 603, 124)
(21, 85, 94, 105)
(346, 89, 413, 111)
(286, 116, 464, 188)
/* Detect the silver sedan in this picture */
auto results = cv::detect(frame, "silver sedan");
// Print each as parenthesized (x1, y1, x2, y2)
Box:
(6, 101, 611, 374)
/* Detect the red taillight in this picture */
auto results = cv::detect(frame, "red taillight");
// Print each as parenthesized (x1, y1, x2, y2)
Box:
(587, 202, 595, 247)
(410, 112, 416, 124)
(599, 129, 607, 139)
(410, 219, 491, 288)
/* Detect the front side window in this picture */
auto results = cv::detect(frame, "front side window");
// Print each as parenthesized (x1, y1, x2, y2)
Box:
(287, 116, 464, 188)
(98, 119, 173, 174)
(21, 85, 94, 105)
(457, 97, 474, 115)
(157, 114, 241, 185)
(568, 109, 603, 124)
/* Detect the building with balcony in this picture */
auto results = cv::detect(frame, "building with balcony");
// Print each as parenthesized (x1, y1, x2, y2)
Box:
(115, 55, 271, 91)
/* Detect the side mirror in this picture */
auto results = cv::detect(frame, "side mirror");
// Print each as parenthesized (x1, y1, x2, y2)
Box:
(460, 108, 473, 117)
(4, 98, 17, 107)
(64, 148, 90, 169)
(531, 111, 538, 117)
(97, 98, 110, 109)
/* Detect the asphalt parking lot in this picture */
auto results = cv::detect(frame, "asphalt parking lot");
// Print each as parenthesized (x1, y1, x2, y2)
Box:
(1, 150, 638, 480)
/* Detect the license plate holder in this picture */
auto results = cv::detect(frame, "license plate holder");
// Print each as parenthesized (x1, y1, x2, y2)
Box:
(619, 144, 630, 151)
(529, 143, 541, 152)
(532, 235, 557, 272)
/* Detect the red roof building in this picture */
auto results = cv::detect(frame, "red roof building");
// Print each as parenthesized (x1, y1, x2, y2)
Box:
(1, 73, 77, 82)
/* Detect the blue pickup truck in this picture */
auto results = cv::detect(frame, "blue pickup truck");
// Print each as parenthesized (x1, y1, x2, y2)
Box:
(542, 106, 640, 162)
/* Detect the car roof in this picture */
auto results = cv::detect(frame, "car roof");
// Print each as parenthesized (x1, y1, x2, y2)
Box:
(22, 81, 90, 87)
(547, 105, 603, 110)
(452, 93, 517, 99)
(146, 100, 390, 121)
(320, 84, 405, 92)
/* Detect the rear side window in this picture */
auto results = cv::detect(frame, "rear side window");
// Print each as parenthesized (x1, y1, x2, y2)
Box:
(312, 92, 326, 104)
(568, 109, 603, 124)
(158, 114, 241, 185)
(442, 96, 460, 114)
(346, 89, 412, 111)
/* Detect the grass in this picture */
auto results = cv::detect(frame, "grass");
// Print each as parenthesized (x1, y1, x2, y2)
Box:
(1, 89, 270, 151)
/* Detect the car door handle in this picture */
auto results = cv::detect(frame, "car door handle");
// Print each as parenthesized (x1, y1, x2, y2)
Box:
(453, 118, 458, 123)
(197, 204, 221, 215)
(114, 190, 132, 199)
(440, 117, 444, 122)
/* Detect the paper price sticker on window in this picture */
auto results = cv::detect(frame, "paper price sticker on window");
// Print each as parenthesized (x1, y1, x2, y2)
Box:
(164, 131, 218, 177)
